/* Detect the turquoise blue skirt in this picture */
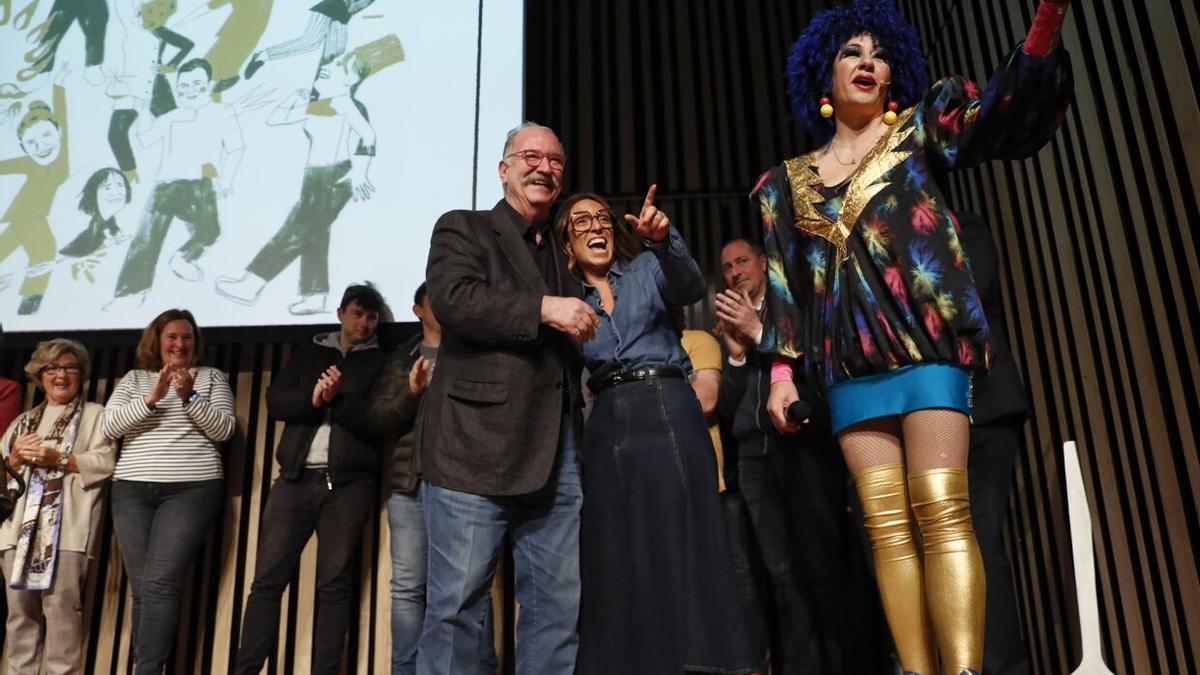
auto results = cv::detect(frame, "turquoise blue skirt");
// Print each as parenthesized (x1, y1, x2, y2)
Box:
(826, 363, 971, 434)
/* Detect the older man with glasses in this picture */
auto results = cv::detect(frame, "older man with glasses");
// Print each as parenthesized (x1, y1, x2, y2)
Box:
(415, 122, 594, 675)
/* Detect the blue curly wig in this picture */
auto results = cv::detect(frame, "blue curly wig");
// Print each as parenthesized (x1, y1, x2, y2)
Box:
(786, 0, 928, 143)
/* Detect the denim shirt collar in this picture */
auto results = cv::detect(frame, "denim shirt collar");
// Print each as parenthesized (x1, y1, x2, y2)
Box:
(581, 257, 628, 293)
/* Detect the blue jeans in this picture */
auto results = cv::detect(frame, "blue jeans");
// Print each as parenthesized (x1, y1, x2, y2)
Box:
(388, 488, 427, 675)
(417, 416, 582, 675)
(110, 479, 224, 675)
(389, 487, 498, 675)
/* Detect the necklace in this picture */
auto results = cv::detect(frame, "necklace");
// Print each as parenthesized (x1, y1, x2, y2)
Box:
(828, 141, 858, 165)
(828, 124, 889, 166)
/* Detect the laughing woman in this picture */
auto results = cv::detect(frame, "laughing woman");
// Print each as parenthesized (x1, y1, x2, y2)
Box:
(562, 188, 754, 674)
(1, 339, 115, 675)
(102, 309, 235, 675)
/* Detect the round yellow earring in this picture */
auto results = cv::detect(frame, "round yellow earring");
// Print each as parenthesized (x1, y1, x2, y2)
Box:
(819, 96, 833, 118)
(883, 101, 899, 125)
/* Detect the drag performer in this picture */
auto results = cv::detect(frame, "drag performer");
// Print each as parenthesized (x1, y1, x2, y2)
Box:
(560, 188, 754, 674)
(754, 1, 1072, 674)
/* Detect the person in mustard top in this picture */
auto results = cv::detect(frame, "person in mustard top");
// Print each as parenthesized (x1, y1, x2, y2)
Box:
(0, 67, 71, 315)
(677, 323, 727, 491)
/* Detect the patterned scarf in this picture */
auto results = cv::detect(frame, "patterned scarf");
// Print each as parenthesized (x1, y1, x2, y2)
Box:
(7, 396, 83, 591)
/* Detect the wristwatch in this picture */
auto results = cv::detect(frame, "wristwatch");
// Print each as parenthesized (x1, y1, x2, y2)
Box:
(58, 451, 69, 470)
(184, 391, 201, 407)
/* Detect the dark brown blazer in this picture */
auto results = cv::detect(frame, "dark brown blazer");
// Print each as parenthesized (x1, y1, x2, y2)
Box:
(416, 199, 584, 496)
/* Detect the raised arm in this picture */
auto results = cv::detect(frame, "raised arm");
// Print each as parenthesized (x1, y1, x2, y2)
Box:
(624, 185, 705, 305)
(51, 82, 68, 156)
(648, 226, 706, 306)
(917, 0, 1073, 169)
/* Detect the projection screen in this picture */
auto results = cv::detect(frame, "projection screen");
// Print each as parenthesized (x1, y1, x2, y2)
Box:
(0, 0, 523, 330)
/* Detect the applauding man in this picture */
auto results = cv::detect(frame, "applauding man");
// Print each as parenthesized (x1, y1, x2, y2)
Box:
(234, 284, 387, 675)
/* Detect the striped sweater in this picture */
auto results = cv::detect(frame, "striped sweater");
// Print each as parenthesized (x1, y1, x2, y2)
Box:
(102, 367, 236, 482)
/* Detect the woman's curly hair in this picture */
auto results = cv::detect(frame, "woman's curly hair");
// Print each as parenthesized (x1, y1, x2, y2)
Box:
(786, 0, 928, 143)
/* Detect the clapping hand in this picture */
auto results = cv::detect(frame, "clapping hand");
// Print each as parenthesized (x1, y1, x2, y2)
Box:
(173, 367, 198, 401)
(312, 366, 343, 407)
(715, 290, 763, 346)
(145, 365, 174, 407)
(623, 184, 669, 243)
(716, 319, 750, 361)
(408, 356, 432, 395)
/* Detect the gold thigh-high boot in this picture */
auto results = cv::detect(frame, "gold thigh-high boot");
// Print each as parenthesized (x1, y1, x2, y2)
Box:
(909, 467, 986, 674)
(854, 463, 938, 674)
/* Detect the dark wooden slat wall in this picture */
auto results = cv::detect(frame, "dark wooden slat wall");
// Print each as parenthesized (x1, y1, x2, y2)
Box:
(0, 1, 1196, 673)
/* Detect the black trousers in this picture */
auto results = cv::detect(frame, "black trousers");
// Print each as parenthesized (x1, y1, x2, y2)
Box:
(234, 471, 375, 675)
(739, 437, 888, 675)
(721, 489, 769, 671)
(969, 421, 1032, 675)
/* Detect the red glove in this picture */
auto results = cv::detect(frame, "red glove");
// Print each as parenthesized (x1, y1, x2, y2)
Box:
(1024, 0, 1071, 57)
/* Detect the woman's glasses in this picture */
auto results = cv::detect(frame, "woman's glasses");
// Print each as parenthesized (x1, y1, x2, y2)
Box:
(568, 211, 613, 232)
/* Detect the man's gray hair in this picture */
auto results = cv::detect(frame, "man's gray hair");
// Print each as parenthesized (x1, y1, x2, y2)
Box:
(501, 121, 560, 159)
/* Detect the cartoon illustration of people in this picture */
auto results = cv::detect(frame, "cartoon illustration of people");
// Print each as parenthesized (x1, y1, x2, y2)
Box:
(106, 58, 244, 311)
(141, 0, 195, 115)
(216, 36, 399, 315)
(197, 0, 276, 94)
(20, 0, 109, 86)
(0, 67, 71, 316)
(60, 168, 132, 258)
(106, 0, 196, 183)
(243, 0, 377, 79)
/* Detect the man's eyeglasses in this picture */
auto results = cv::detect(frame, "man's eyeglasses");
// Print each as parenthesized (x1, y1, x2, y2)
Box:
(506, 150, 565, 172)
(41, 364, 82, 376)
(568, 210, 613, 232)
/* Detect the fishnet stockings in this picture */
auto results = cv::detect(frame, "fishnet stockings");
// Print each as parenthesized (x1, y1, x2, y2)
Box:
(837, 408, 970, 473)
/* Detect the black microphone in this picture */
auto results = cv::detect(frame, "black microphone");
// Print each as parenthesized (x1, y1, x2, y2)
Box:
(786, 399, 814, 425)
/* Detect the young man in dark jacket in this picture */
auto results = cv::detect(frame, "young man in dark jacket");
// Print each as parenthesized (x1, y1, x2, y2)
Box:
(234, 283, 387, 675)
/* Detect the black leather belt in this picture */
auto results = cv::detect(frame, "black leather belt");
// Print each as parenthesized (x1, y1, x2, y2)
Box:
(590, 366, 687, 394)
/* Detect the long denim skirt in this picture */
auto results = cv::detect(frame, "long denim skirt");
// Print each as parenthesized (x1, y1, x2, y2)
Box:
(577, 376, 755, 674)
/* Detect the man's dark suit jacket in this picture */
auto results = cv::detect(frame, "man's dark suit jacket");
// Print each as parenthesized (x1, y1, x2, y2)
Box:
(958, 212, 1031, 424)
(417, 199, 584, 497)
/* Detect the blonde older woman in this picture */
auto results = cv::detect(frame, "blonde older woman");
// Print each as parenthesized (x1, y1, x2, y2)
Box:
(1, 338, 115, 675)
